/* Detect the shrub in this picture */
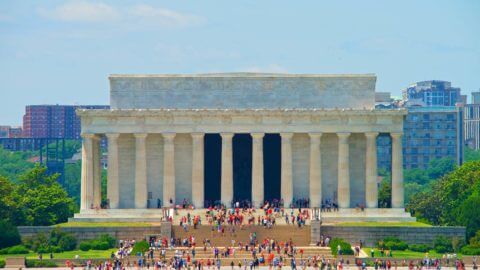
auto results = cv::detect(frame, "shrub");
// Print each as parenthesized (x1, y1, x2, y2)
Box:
(50, 246, 63, 253)
(384, 241, 408, 251)
(383, 237, 402, 242)
(377, 237, 408, 251)
(58, 234, 77, 251)
(461, 245, 480, 255)
(0, 221, 21, 249)
(0, 259, 5, 268)
(79, 241, 92, 251)
(29, 233, 50, 252)
(409, 244, 431, 253)
(90, 241, 110, 250)
(26, 259, 58, 268)
(433, 236, 453, 253)
(6, 245, 29, 254)
(98, 234, 116, 248)
(131, 240, 150, 255)
(328, 238, 354, 256)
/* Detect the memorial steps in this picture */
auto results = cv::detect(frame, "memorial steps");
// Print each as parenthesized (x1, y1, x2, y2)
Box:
(151, 247, 334, 265)
(172, 225, 311, 247)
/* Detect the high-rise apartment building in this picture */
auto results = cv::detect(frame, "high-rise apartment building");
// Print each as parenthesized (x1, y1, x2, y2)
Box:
(22, 105, 109, 139)
(465, 91, 480, 150)
(402, 106, 463, 169)
(402, 80, 462, 107)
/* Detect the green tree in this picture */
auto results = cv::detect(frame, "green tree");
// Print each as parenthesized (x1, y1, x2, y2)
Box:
(455, 182, 480, 237)
(409, 161, 480, 238)
(465, 148, 480, 162)
(426, 157, 456, 180)
(0, 176, 16, 223)
(64, 161, 82, 204)
(378, 178, 391, 208)
(0, 220, 21, 249)
(404, 182, 424, 204)
(13, 165, 74, 226)
(404, 169, 430, 185)
(0, 146, 35, 182)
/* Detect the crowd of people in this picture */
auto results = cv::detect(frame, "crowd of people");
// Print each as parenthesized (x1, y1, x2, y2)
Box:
(175, 205, 312, 232)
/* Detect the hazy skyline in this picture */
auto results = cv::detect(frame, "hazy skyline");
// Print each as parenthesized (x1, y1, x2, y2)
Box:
(1, 0, 479, 126)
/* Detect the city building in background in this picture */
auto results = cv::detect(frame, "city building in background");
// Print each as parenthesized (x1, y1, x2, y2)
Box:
(22, 105, 109, 139)
(465, 91, 480, 150)
(378, 106, 464, 170)
(0, 125, 23, 138)
(378, 80, 466, 169)
(402, 106, 463, 169)
(402, 80, 464, 107)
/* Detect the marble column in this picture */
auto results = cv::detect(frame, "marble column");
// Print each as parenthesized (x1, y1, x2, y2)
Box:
(251, 132, 265, 207)
(391, 132, 404, 208)
(309, 133, 322, 208)
(134, 133, 148, 209)
(92, 135, 102, 209)
(191, 133, 205, 208)
(337, 132, 351, 208)
(221, 133, 234, 207)
(106, 133, 120, 209)
(280, 133, 293, 207)
(365, 132, 379, 208)
(163, 133, 176, 207)
(80, 134, 94, 210)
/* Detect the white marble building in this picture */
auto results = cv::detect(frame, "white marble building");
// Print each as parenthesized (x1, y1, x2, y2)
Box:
(74, 73, 413, 221)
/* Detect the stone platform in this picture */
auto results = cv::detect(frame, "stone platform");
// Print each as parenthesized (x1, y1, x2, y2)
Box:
(71, 208, 415, 223)
(320, 208, 415, 222)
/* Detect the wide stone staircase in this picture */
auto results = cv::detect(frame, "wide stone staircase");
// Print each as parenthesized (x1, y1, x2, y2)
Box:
(172, 225, 311, 247)
(153, 246, 333, 265)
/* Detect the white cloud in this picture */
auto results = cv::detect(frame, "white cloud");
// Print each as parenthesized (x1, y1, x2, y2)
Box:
(242, 64, 288, 73)
(129, 4, 204, 27)
(38, 1, 120, 22)
(38, 1, 204, 27)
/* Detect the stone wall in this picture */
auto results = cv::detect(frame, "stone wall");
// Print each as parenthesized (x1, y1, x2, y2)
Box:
(109, 74, 376, 110)
(18, 226, 166, 242)
(318, 225, 466, 246)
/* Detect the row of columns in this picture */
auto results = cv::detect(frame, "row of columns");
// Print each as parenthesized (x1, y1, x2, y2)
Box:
(80, 132, 404, 210)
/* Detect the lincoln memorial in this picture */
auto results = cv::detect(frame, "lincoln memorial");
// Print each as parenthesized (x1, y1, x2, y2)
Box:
(73, 73, 414, 222)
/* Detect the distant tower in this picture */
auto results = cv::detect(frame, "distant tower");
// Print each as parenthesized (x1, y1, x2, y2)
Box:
(472, 91, 480, 104)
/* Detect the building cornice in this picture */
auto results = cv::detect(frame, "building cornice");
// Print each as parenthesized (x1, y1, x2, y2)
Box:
(77, 108, 406, 117)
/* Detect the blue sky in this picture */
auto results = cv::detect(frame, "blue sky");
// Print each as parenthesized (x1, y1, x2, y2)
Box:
(1, 0, 479, 126)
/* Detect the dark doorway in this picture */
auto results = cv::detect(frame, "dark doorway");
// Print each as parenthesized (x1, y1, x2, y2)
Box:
(204, 134, 221, 206)
(233, 134, 252, 203)
(264, 134, 281, 201)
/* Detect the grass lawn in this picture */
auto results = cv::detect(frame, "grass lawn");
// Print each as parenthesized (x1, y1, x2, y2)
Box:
(55, 221, 158, 227)
(362, 247, 459, 259)
(337, 221, 431, 227)
(0, 248, 117, 260)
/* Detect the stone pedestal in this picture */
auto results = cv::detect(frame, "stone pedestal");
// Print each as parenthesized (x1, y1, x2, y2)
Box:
(160, 221, 172, 238)
(311, 220, 322, 245)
